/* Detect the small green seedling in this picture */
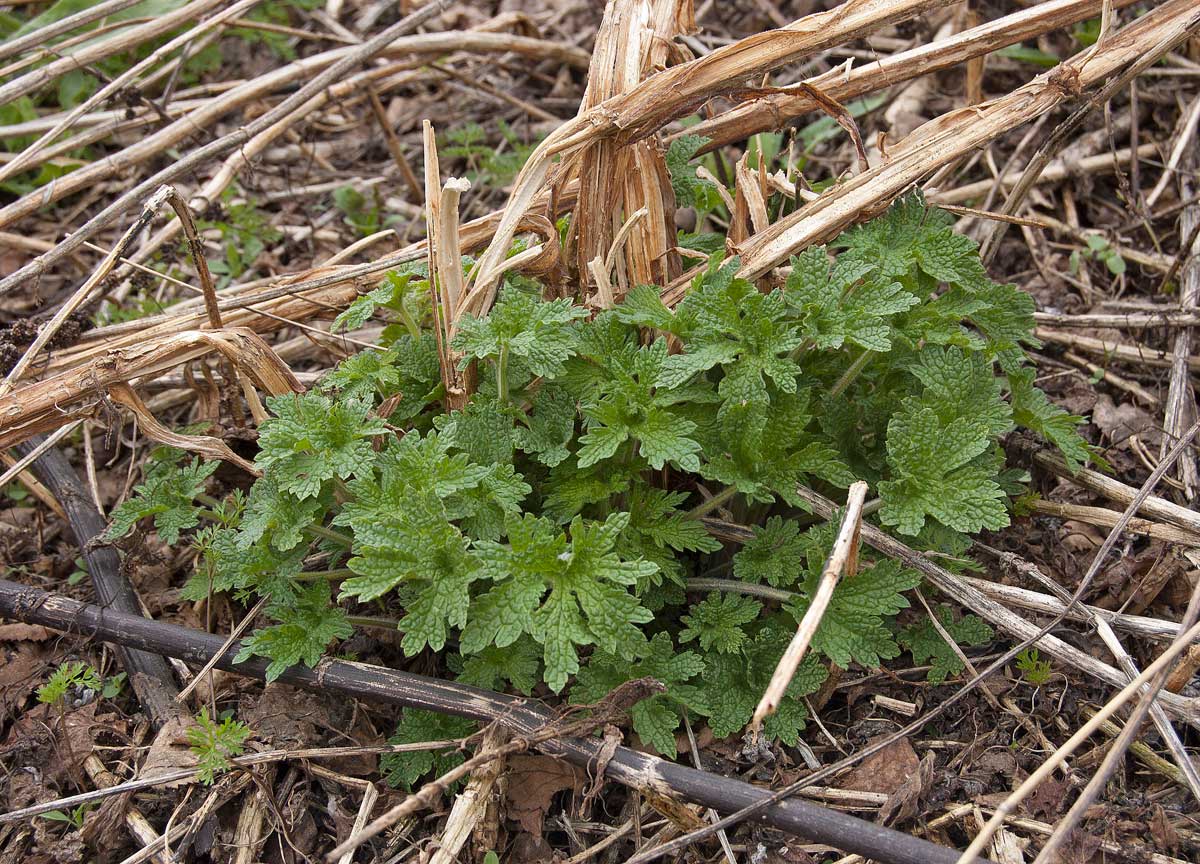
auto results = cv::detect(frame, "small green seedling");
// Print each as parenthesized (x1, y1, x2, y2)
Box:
(197, 191, 282, 288)
(1070, 234, 1126, 277)
(443, 119, 542, 187)
(333, 185, 399, 238)
(1016, 648, 1053, 686)
(39, 803, 94, 830)
(186, 707, 252, 784)
(68, 556, 88, 586)
(37, 661, 102, 705)
(1, 480, 29, 504)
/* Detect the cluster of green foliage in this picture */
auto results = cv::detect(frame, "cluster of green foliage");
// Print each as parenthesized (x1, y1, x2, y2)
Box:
(442, 120, 544, 188)
(105, 172, 1092, 782)
(186, 707, 253, 784)
(37, 661, 124, 705)
(1015, 647, 1054, 686)
(37, 661, 102, 705)
(196, 189, 284, 288)
(1070, 234, 1126, 278)
(333, 185, 400, 239)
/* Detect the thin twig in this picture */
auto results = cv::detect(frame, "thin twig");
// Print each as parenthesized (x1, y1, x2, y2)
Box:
(0, 0, 146, 64)
(163, 187, 222, 330)
(957, 617, 1200, 863)
(750, 481, 867, 737)
(174, 597, 267, 706)
(0, 579, 985, 864)
(0, 1, 447, 296)
(0, 741, 463, 824)
(326, 679, 663, 861)
(0, 421, 81, 489)
(0, 185, 173, 399)
(978, 18, 1195, 263)
(1034, 579, 1200, 861)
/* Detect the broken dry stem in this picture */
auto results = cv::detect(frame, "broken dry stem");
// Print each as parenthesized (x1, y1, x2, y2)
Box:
(750, 480, 868, 736)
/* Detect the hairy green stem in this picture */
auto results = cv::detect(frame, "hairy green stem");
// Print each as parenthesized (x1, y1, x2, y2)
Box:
(829, 349, 874, 398)
(496, 345, 510, 406)
(346, 614, 401, 631)
(686, 485, 738, 519)
(202, 491, 352, 547)
(686, 577, 797, 604)
(398, 301, 421, 341)
(787, 338, 812, 363)
(305, 523, 353, 547)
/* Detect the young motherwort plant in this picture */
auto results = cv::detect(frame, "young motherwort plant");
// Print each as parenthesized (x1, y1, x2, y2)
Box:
(106, 186, 1091, 776)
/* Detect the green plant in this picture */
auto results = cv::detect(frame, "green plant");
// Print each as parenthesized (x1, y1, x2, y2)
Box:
(196, 190, 282, 288)
(666, 134, 726, 216)
(37, 661, 102, 705)
(1015, 647, 1053, 686)
(67, 556, 88, 586)
(333, 185, 400, 238)
(1070, 234, 1126, 277)
(102, 672, 127, 699)
(899, 605, 993, 683)
(39, 803, 95, 830)
(1, 480, 30, 505)
(104, 450, 218, 545)
(1074, 18, 1102, 47)
(995, 44, 1060, 68)
(228, 0, 322, 60)
(380, 709, 473, 790)
(92, 286, 177, 327)
(443, 120, 543, 187)
(106, 188, 1093, 775)
(186, 708, 253, 784)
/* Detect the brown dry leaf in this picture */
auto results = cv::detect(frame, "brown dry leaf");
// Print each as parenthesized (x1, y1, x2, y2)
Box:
(108, 382, 258, 474)
(1, 703, 102, 784)
(5, 764, 49, 811)
(1058, 829, 1103, 864)
(276, 781, 320, 860)
(1058, 520, 1105, 556)
(643, 788, 705, 832)
(1025, 775, 1069, 820)
(503, 755, 582, 838)
(0, 624, 52, 642)
(580, 724, 621, 814)
(0, 643, 46, 725)
(80, 793, 132, 862)
(510, 831, 554, 863)
(1091, 394, 1161, 451)
(244, 684, 324, 747)
(1150, 804, 1180, 854)
(968, 747, 1018, 785)
(139, 713, 199, 786)
(876, 750, 933, 826)
(838, 736, 919, 796)
(772, 849, 819, 864)
(37, 831, 85, 864)
(60, 703, 102, 765)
